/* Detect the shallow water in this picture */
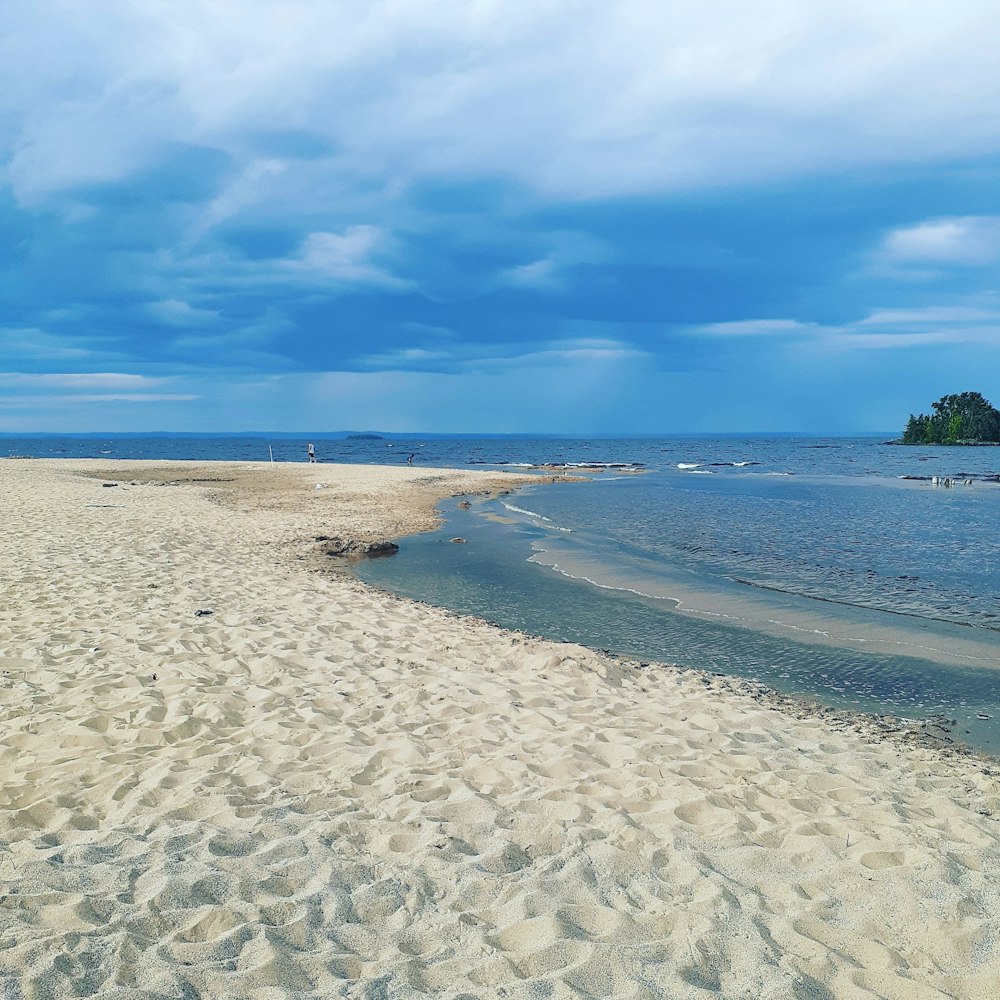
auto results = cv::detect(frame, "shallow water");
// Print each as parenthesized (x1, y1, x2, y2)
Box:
(355, 440, 1000, 756)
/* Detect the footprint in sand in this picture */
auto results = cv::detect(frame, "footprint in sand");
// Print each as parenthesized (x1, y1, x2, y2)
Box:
(860, 850, 906, 869)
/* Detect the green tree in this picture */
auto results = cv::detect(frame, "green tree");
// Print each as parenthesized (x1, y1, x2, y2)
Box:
(902, 413, 929, 443)
(901, 391, 1000, 444)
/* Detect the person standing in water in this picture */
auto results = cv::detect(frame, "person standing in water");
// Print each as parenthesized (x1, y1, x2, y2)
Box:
(307, 442, 316, 463)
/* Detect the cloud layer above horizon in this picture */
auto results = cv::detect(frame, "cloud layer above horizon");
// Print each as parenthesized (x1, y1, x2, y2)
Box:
(3, 0, 1000, 433)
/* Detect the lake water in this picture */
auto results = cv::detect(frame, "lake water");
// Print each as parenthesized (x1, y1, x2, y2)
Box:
(351, 436, 1000, 756)
(7, 433, 1000, 753)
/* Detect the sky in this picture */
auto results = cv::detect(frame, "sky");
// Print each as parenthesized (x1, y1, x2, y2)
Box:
(3, 0, 1000, 434)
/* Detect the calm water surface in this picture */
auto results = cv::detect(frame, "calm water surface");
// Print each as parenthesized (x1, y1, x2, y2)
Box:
(353, 437, 1000, 755)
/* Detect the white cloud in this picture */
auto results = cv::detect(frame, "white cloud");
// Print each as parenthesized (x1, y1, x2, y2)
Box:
(67, 394, 197, 403)
(0, 372, 164, 389)
(148, 299, 220, 327)
(877, 216, 1000, 266)
(0, 393, 197, 410)
(187, 159, 289, 241)
(828, 330, 989, 350)
(858, 306, 1000, 325)
(692, 319, 819, 337)
(360, 347, 451, 367)
(496, 231, 610, 291)
(686, 303, 1000, 351)
(0, 370, 197, 412)
(0, 327, 112, 361)
(288, 226, 409, 288)
(355, 336, 648, 373)
(498, 259, 560, 290)
(5, 1, 1000, 205)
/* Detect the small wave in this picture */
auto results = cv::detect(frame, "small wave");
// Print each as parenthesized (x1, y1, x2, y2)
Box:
(501, 502, 574, 532)
(502, 502, 550, 521)
(563, 461, 645, 469)
(677, 462, 701, 469)
(685, 469, 714, 475)
(531, 557, 679, 605)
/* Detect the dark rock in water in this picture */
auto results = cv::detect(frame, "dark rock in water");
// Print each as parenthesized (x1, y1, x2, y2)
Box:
(359, 540, 399, 558)
(316, 536, 399, 559)
(458, 500, 472, 508)
(450, 537, 467, 544)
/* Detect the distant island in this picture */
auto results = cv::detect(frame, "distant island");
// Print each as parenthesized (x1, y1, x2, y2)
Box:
(901, 391, 1000, 444)
(346, 433, 385, 440)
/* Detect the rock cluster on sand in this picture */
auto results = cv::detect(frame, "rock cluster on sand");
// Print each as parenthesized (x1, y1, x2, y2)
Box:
(315, 535, 400, 559)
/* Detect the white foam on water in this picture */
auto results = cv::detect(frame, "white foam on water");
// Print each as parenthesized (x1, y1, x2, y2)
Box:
(529, 555, 682, 607)
(564, 462, 643, 469)
(502, 502, 550, 521)
(501, 502, 573, 532)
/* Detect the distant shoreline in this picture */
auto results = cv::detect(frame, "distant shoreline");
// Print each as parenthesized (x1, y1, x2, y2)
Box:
(886, 438, 1000, 446)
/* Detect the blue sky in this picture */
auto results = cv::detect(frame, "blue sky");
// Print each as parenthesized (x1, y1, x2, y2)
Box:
(3, 1, 1000, 433)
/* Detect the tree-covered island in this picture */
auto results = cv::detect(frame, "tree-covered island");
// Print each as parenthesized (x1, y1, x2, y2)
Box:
(901, 391, 1000, 444)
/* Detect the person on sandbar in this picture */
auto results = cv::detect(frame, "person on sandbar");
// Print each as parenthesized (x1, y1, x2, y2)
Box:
(307, 442, 316, 463)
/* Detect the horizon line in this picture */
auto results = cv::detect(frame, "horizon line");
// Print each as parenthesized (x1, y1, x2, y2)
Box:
(0, 429, 898, 439)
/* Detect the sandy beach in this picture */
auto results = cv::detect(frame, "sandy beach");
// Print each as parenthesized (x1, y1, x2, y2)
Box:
(1, 459, 998, 999)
